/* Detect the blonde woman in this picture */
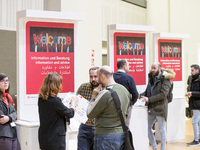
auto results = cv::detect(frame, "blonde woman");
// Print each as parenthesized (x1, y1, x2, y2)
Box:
(38, 73, 78, 150)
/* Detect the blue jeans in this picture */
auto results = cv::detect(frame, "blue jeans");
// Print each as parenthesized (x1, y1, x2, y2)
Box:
(78, 123, 95, 150)
(94, 134, 124, 150)
(192, 110, 200, 141)
(148, 114, 166, 150)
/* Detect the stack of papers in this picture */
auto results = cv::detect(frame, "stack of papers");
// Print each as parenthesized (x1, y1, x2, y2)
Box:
(62, 92, 89, 124)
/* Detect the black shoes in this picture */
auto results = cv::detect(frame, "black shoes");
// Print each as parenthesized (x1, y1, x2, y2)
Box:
(187, 140, 200, 146)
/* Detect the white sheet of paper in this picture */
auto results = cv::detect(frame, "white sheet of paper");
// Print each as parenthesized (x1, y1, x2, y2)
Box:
(62, 92, 89, 124)
(134, 98, 146, 107)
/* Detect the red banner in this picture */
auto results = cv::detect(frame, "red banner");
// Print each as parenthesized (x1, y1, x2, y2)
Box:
(158, 39, 182, 81)
(26, 21, 74, 95)
(114, 32, 146, 85)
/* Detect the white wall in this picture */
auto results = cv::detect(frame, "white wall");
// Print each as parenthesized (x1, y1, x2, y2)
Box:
(60, 0, 147, 89)
(102, 0, 147, 41)
(0, 0, 43, 30)
(147, 0, 200, 91)
(61, 0, 103, 89)
(44, 0, 61, 11)
(169, 0, 200, 78)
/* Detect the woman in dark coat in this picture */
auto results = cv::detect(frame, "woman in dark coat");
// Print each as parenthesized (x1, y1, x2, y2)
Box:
(0, 73, 21, 150)
(38, 73, 78, 150)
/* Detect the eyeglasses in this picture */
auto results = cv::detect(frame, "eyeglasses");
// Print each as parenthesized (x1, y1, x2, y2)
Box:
(0, 80, 9, 83)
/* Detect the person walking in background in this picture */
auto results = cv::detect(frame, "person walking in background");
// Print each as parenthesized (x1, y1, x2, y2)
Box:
(0, 73, 21, 150)
(77, 67, 99, 150)
(87, 66, 130, 150)
(186, 74, 193, 118)
(140, 62, 175, 150)
(113, 59, 138, 126)
(38, 73, 78, 150)
(186, 64, 200, 146)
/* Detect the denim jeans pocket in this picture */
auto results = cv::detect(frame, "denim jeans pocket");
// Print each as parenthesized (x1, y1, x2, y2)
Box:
(94, 134, 124, 150)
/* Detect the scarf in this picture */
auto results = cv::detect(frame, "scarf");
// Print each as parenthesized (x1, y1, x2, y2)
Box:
(192, 73, 199, 82)
(3, 93, 15, 107)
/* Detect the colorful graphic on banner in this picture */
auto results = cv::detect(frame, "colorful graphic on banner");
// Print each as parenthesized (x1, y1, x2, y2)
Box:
(158, 39, 182, 81)
(26, 21, 74, 97)
(114, 32, 146, 85)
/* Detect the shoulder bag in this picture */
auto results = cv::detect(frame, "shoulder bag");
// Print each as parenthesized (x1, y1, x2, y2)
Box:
(107, 88, 134, 150)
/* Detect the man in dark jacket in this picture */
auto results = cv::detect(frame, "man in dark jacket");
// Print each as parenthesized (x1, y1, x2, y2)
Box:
(186, 75, 193, 118)
(186, 64, 200, 146)
(141, 62, 175, 150)
(113, 59, 138, 126)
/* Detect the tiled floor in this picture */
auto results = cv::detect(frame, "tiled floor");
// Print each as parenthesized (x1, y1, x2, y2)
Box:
(149, 118, 200, 150)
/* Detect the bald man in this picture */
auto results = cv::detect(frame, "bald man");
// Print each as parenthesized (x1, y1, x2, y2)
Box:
(140, 62, 175, 150)
(87, 66, 130, 150)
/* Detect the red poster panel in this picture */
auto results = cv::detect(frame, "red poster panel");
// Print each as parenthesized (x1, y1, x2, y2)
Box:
(158, 39, 182, 81)
(114, 32, 146, 85)
(26, 21, 74, 95)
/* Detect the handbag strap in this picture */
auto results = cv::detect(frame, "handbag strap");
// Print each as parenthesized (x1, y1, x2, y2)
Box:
(107, 88, 128, 133)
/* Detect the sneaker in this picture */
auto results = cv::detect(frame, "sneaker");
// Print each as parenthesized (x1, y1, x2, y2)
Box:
(187, 140, 200, 146)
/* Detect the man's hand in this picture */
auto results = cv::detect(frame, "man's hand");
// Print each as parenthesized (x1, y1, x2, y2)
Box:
(92, 84, 102, 99)
(185, 92, 192, 97)
(141, 96, 149, 103)
(0, 115, 9, 124)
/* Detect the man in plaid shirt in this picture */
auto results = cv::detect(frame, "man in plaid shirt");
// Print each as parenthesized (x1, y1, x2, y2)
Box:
(77, 67, 99, 150)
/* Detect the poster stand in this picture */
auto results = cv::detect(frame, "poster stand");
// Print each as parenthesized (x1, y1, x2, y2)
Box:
(16, 10, 85, 150)
(107, 24, 155, 150)
(153, 32, 189, 142)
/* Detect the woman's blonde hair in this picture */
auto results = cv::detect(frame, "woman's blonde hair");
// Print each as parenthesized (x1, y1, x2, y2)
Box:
(39, 73, 62, 100)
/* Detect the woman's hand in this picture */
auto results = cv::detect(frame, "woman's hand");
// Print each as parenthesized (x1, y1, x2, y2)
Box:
(0, 115, 9, 124)
(70, 96, 79, 109)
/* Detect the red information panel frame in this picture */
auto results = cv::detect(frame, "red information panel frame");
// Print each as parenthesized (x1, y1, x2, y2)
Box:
(158, 39, 182, 81)
(26, 21, 74, 95)
(114, 32, 146, 85)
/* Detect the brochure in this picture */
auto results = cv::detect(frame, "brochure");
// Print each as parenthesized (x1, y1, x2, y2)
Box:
(62, 92, 89, 124)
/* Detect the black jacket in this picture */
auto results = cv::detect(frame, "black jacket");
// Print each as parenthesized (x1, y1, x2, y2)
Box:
(38, 96, 74, 150)
(188, 74, 200, 109)
(113, 71, 138, 105)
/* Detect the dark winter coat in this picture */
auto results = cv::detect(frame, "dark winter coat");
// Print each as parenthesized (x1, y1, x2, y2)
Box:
(113, 71, 138, 105)
(188, 74, 200, 110)
(141, 68, 175, 120)
(38, 96, 75, 150)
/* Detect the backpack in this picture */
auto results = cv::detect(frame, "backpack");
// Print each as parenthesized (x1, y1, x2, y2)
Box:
(161, 78, 174, 103)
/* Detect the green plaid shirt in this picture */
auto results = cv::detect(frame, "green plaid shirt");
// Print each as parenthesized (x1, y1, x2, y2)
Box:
(77, 82, 94, 126)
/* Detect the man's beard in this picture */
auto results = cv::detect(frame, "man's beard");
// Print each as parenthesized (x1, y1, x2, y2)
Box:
(152, 70, 159, 77)
(192, 73, 199, 80)
(91, 81, 99, 88)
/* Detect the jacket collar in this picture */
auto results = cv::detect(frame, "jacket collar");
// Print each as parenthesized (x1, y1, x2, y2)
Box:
(117, 69, 125, 73)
